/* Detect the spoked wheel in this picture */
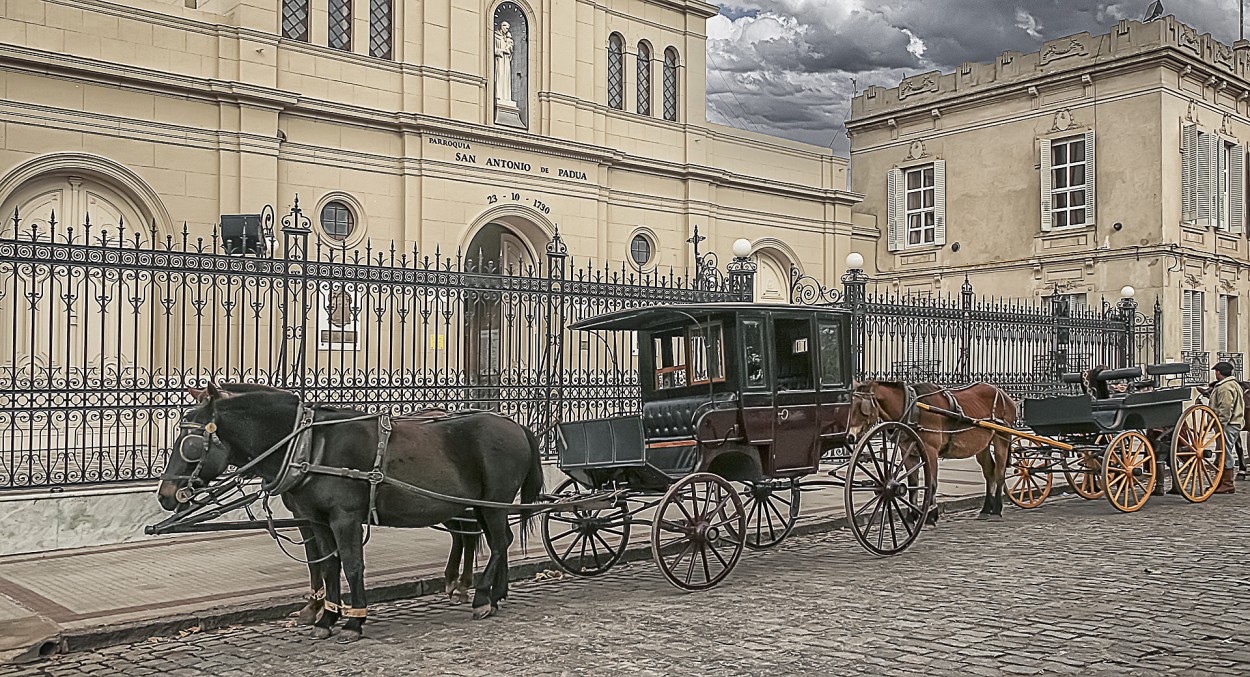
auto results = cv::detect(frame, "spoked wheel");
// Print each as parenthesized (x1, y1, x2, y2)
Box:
(1006, 436, 1053, 509)
(844, 422, 934, 556)
(650, 472, 746, 591)
(541, 478, 630, 577)
(1101, 431, 1157, 513)
(1170, 404, 1226, 503)
(1061, 445, 1105, 499)
(729, 478, 801, 550)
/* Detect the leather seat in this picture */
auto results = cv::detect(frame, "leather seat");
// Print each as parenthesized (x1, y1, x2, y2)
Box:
(643, 398, 701, 440)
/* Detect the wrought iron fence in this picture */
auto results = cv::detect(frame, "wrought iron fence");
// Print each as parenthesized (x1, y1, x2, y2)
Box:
(1217, 352, 1244, 380)
(791, 269, 1163, 400)
(0, 203, 750, 489)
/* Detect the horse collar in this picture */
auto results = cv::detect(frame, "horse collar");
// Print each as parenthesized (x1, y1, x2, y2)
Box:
(263, 402, 317, 495)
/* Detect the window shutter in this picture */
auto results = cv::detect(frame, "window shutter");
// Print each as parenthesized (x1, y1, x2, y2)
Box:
(887, 168, 903, 252)
(1182, 290, 1193, 353)
(1231, 144, 1246, 234)
(1193, 291, 1205, 353)
(1182, 123, 1198, 222)
(1197, 133, 1219, 227)
(1084, 130, 1096, 225)
(1040, 138, 1053, 232)
(1219, 294, 1229, 353)
(933, 160, 947, 246)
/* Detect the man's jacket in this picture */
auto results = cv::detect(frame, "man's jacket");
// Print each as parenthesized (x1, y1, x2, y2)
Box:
(1211, 377, 1246, 428)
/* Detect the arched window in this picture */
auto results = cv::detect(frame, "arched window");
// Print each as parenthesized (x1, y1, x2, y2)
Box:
(636, 42, 652, 116)
(281, 0, 309, 42)
(663, 47, 679, 121)
(368, 0, 392, 59)
(608, 33, 625, 110)
(328, 0, 351, 51)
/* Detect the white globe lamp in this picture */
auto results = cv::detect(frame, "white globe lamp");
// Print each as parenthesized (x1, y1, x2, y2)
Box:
(845, 252, 865, 270)
(1120, 285, 1136, 299)
(732, 238, 752, 259)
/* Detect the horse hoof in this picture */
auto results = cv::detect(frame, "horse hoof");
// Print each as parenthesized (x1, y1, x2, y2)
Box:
(987, 513, 1003, 521)
(472, 605, 496, 620)
(336, 629, 362, 644)
(311, 626, 332, 640)
(297, 607, 321, 626)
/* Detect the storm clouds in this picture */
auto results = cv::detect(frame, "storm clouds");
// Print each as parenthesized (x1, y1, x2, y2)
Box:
(707, 1, 1246, 153)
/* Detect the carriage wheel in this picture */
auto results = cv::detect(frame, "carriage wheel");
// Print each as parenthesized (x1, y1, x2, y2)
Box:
(844, 422, 933, 556)
(1170, 405, 1226, 503)
(541, 478, 630, 577)
(728, 479, 801, 550)
(1006, 437, 1053, 509)
(1101, 431, 1156, 513)
(650, 472, 746, 591)
(1061, 445, 1105, 500)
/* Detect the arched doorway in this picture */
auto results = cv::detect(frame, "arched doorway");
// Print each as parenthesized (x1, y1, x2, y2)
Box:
(463, 222, 541, 406)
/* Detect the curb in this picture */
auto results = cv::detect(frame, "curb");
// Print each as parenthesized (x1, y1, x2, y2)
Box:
(36, 492, 994, 661)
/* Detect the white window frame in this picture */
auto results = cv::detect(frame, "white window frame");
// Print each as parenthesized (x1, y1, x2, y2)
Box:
(1040, 131, 1095, 232)
(1049, 136, 1089, 229)
(887, 161, 946, 251)
(905, 165, 936, 246)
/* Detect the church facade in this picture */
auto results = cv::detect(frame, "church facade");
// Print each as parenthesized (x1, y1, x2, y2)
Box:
(0, 0, 867, 301)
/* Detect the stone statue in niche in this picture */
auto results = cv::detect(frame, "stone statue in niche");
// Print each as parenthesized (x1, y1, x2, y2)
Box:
(491, 2, 527, 128)
(494, 22, 516, 108)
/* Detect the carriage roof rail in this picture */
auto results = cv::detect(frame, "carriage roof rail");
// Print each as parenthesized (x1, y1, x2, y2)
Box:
(1144, 362, 1190, 376)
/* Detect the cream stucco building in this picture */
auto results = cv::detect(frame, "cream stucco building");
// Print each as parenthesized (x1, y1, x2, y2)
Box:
(0, 0, 867, 302)
(848, 15, 1250, 373)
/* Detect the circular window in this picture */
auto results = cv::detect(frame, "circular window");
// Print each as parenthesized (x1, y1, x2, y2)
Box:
(630, 234, 653, 267)
(320, 201, 355, 240)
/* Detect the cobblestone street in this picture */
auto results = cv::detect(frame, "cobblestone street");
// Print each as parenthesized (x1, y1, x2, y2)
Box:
(7, 493, 1250, 677)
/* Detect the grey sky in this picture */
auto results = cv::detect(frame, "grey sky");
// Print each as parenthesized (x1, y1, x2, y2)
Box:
(706, 1, 1246, 154)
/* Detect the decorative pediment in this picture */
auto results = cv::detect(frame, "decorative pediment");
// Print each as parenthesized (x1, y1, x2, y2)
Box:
(1186, 99, 1198, 123)
(1220, 278, 1237, 293)
(898, 74, 939, 100)
(1183, 272, 1202, 289)
(905, 139, 928, 161)
(1220, 112, 1235, 136)
(1050, 108, 1078, 132)
(1040, 38, 1088, 65)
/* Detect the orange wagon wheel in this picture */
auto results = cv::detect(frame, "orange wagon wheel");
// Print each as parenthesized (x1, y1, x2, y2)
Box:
(1061, 439, 1106, 500)
(1101, 431, 1156, 513)
(1170, 404, 1226, 503)
(1006, 436, 1053, 509)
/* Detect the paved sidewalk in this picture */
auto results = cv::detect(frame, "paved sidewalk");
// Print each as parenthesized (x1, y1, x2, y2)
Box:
(0, 458, 1017, 662)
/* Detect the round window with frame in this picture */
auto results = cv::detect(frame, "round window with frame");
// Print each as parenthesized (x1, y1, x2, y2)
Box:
(319, 201, 355, 241)
(629, 233, 653, 268)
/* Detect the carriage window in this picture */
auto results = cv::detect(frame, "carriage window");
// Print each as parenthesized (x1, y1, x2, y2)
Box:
(688, 323, 725, 386)
(653, 333, 688, 390)
(818, 320, 845, 386)
(774, 318, 814, 391)
(742, 319, 767, 389)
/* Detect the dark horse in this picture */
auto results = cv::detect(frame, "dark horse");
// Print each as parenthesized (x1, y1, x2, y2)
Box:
(172, 384, 483, 625)
(158, 383, 543, 642)
(849, 381, 1017, 518)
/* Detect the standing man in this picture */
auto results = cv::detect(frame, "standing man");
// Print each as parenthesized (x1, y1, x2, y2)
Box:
(1210, 361, 1244, 494)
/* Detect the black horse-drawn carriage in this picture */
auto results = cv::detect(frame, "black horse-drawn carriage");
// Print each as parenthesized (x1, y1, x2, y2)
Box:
(542, 303, 934, 589)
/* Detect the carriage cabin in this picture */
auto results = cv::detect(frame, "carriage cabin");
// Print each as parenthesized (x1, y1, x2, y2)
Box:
(558, 304, 854, 490)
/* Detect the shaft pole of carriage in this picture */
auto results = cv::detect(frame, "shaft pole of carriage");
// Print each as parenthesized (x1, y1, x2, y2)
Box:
(913, 402, 1074, 451)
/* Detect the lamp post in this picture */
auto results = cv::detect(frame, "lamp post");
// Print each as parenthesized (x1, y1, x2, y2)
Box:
(1118, 285, 1138, 367)
(842, 252, 867, 378)
(727, 238, 757, 301)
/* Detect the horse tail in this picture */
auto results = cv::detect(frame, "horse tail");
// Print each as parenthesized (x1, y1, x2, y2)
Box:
(518, 425, 545, 549)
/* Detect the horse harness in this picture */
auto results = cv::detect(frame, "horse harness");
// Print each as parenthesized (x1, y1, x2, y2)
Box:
(853, 383, 1010, 455)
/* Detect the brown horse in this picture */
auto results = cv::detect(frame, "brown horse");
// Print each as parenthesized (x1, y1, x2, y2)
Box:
(849, 381, 1018, 519)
